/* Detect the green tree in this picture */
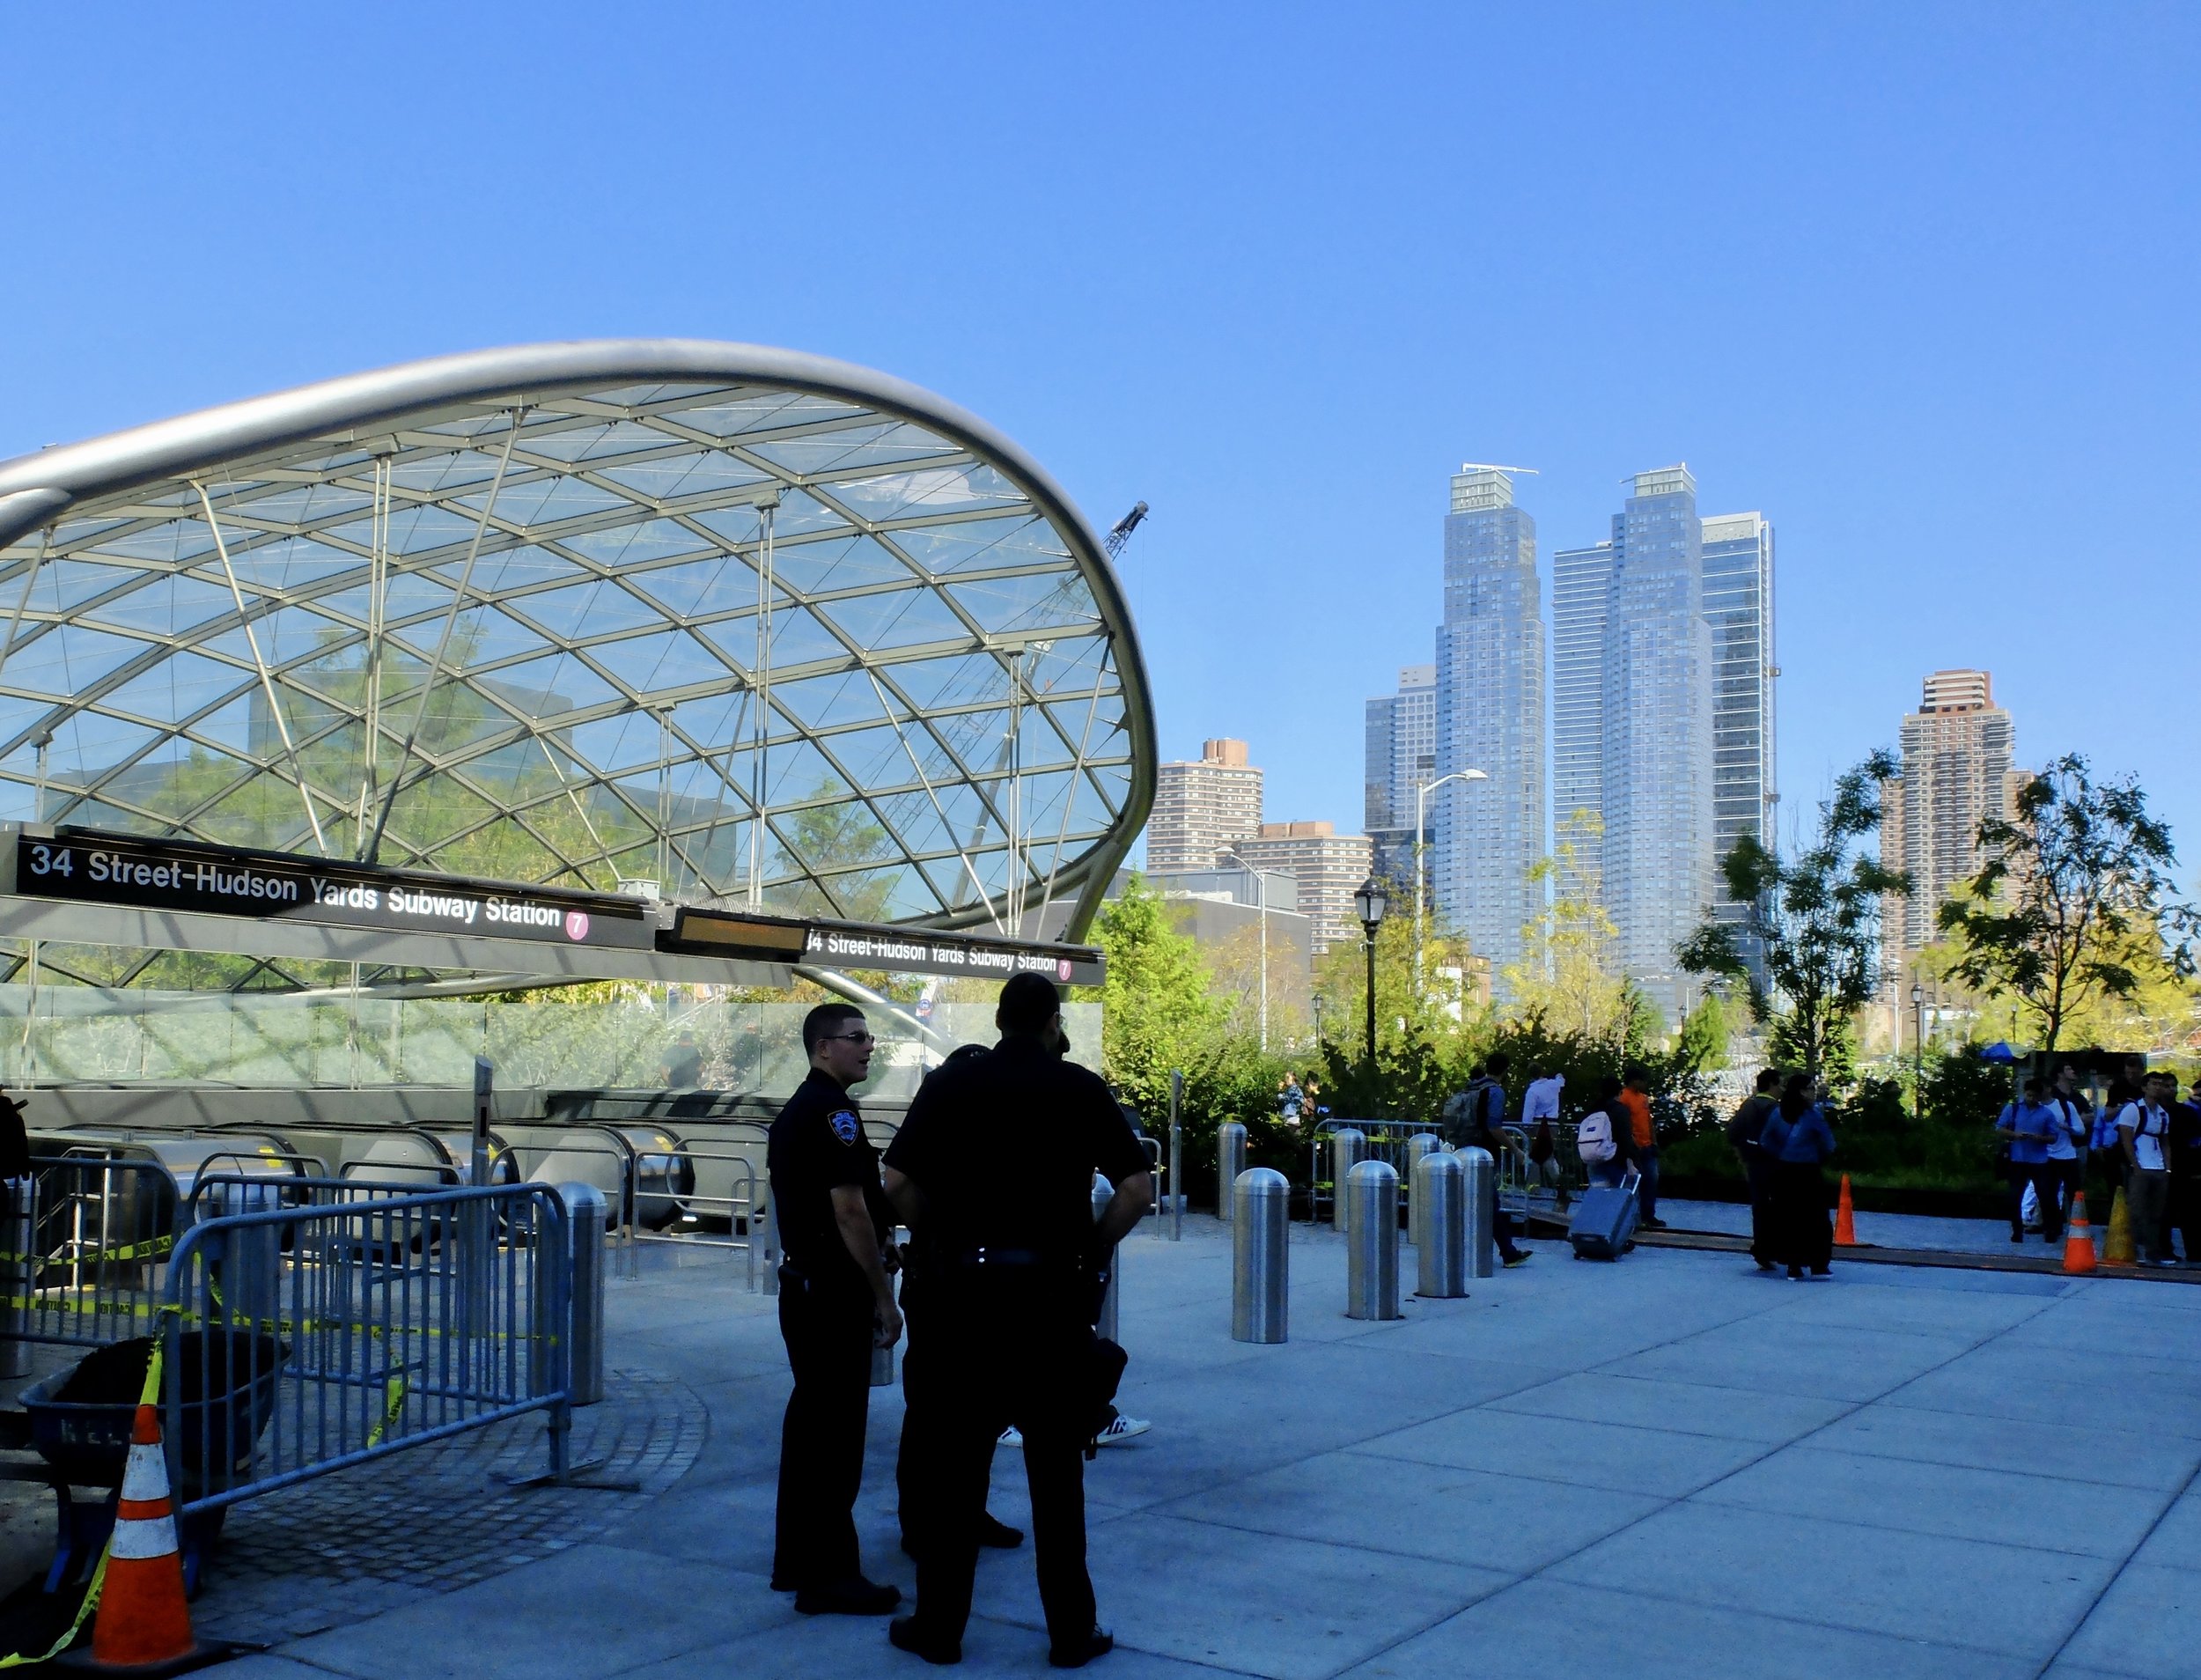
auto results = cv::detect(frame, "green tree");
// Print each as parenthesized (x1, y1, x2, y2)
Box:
(1936, 754, 2198, 1054)
(1083, 874, 1222, 1120)
(1503, 811, 1637, 1040)
(1679, 750, 1910, 1080)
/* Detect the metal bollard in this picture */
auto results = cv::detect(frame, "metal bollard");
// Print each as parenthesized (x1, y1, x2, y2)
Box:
(1167, 1069, 1184, 1242)
(1218, 1122, 1248, 1222)
(559, 1183, 608, 1406)
(1232, 1168, 1290, 1343)
(1404, 1134, 1438, 1252)
(1458, 1146, 1497, 1278)
(1092, 1174, 1120, 1345)
(1344, 1160, 1401, 1320)
(1415, 1151, 1468, 1298)
(0, 1178, 31, 1378)
(1329, 1129, 1366, 1235)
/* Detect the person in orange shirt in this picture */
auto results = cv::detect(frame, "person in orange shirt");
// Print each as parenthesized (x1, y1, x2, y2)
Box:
(1616, 1062, 1665, 1230)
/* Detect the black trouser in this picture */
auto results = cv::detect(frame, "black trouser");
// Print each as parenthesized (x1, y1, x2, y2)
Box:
(2171, 1175, 2201, 1263)
(905, 1283, 1096, 1648)
(1768, 1161, 1831, 1274)
(773, 1276, 876, 1591)
(1742, 1149, 1773, 1264)
(2007, 1161, 2063, 1241)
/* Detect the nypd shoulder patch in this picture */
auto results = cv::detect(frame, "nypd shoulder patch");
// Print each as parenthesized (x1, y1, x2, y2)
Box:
(828, 1109, 860, 1146)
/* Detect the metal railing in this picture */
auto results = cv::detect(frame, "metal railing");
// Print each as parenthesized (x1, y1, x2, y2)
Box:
(1305, 1119, 1445, 1226)
(162, 1183, 572, 1515)
(1498, 1123, 1583, 1217)
(7, 1155, 184, 1349)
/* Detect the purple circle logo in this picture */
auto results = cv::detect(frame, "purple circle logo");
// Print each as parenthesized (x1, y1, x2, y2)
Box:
(564, 910, 590, 942)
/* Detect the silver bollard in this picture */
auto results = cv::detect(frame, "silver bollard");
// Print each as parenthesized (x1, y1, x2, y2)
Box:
(560, 1183, 608, 1406)
(1344, 1160, 1401, 1321)
(1232, 1167, 1290, 1343)
(1329, 1128, 1366, 1235)
(1167, 1069, 1184, 1242)
(1415, 1150, 1468, 1298)
(1092, 1174, 1120, 1345)
(1458, 1146, 1497, 1278)
(1218, 1122, 1248, 1222)
(0, 1178, 32, 1378)
(1403, 1134, 1438, 1252)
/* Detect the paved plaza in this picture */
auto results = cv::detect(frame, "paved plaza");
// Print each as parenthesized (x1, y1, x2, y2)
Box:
(181, 1214, 2199, 1680)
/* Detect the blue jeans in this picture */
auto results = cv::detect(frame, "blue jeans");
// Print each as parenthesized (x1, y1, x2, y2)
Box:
(1637, 1146, 1660, 1224)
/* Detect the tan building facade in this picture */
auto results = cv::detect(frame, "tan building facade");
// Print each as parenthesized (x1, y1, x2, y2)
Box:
(1233, 820, 1375, 952)
(1147, 738, 1263, 874)
(1881, 669, 2025, 969)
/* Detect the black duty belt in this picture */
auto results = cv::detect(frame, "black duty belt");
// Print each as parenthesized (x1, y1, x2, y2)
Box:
(949, 1247, 1053, 1271)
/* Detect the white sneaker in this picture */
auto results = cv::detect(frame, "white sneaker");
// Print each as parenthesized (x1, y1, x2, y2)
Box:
(997, 1426, 1023, 1448)
(1095, 1414, 1151, 1448)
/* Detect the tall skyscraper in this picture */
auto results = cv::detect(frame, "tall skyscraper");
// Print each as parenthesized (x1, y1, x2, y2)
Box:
(1146, 738, 1262, 874)
(1701, 512, 1778, 974)
(1432, 468, 1546, 983)
(1880, 670, 2021, 970)
(1601, 467, 1714, 1016)
(1550, 536, 1616, 869)
(1233, 820, 1374, 952)
(1364, 664, 1436, 886)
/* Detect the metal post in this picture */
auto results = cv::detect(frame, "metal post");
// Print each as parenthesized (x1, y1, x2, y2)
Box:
(559, 1183, 607, 1406)
(1362, 931, 1379, 1083)
(0, 1176, 32, 1378)
(1458, 1146, 1497, 1278)
(1329, 1128, 1366, 1234)
(1415, 1150, 1468, 1298)
(1232, 1167, 1289, 1343)
(1344, 1160, 1400, 1321)
(461, 1058, 496, 1368)
(1168, 1068, 1184, 1242)
(1404, 1132, 1438, 1252)
(1091, 1174, 1119, 1345)
(1217, 1122, 1248, 1222)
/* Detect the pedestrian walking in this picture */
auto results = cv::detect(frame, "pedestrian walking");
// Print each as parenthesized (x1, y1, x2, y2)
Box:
(1277, 1075, 1302, 1126)
(1727, 1069, 1783, 1271)
(2118, 1071, 2180, 1267)
(1616, 1063, 1663, 1229)
(1442, 1052, 1533, 1266)
(768, 1005, 904, 1616)
(1522, 1064, 1566, 1201)
(1574, 1076, 1629, 1189)
(2047, 1064, 2094, 1224)
(2171, 1079, 2201, 1266)
(1760, 1074, 1836, 1278)
(881, 974, 1152, 1668)
(1997, 1077, 2064, 1244)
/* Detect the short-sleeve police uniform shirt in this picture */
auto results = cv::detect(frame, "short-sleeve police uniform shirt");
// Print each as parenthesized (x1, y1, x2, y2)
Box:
(883, 1039, 1150, 1267)
(768, 1068, 888, 1293)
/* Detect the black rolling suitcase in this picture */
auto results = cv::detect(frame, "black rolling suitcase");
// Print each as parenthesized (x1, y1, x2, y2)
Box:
(1569, 1168, 1641, 1260)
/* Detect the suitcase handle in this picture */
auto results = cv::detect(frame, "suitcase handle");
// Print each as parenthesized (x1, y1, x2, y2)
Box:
(1620, 1168, 1641, 1193)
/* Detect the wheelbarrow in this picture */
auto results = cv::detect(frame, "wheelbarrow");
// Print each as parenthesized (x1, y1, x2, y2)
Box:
(16, 1330, 286, 1595)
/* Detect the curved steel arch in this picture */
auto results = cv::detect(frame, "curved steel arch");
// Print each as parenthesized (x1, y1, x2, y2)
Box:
(0, 341, 1154, 939)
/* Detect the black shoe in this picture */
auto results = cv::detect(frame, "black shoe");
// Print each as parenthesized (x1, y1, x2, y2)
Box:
(889, 1616, 962, 1665)
(1049, 1627, 1115, 1669)
(978, 1512, 1025, 1549)
(797, 1577, 902, 1617)
(2010, 1232, 2024, 1242)
(1638, 1217, 1667, 1231)
(771, 1573, 796, 1592)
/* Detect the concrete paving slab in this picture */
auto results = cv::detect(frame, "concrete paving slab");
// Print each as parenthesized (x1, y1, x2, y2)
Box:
(1770, 1278, 2056, 1338)
(1601, 1318, 1975, 1402)
(612, 1612, 1232, 1680)
(2038, 1663, 2152, 1680)
(1813, 1403, 2201, 1492)
(1546, 1500, 2121, 1659)
(2133, 1484, 2201, 1560)
(2058, 1561, 2201, 1678)
(965, 1510, 1509, 1680)
(1885, 1363, 2201, 1437)
(1693, 1445, 2169, 1558)
(276, 1544, 799, 1680)
(1481, 1370, 1853, 1443)
(1336, 1575, 2035, 1680)
(1352, 1404, 1772, 1498)
(201, 1659, 355, 1680)
(1158, 1448, 1662, 1572)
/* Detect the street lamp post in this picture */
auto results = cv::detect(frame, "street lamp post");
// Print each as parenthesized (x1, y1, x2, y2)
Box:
(1910, 981, 1925, 1124)
(1353, 876, 1389, 1087)
(1219, 850, 1269, 1052)
(1413, 769, 1486, 998)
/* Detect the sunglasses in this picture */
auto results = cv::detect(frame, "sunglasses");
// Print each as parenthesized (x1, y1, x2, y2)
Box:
(821, 1030, 876, 1045)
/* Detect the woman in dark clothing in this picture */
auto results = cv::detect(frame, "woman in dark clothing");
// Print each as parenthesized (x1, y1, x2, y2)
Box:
(1760, 1074, 1837, 1279)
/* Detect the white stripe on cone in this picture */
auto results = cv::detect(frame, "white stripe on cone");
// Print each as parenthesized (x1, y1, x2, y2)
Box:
(110, 1514, 180, 1560)
(119, 1441, 168, 1504)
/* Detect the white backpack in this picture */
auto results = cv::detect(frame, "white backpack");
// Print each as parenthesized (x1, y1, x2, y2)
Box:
(1577, 1110, 1617, 1164)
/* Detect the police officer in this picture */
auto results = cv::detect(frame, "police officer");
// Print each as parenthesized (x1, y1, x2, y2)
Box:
(880, 974, 1152, 1668)
(768, 1002, 903, 1617)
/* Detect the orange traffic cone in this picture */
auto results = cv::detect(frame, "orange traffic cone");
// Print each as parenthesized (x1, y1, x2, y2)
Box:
(69, 1399, 211, 1674)
(2062, 1192, 2099, 1275)
(1833, 1175, 1857, 1247)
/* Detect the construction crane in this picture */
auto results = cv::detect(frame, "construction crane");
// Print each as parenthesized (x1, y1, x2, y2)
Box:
(1104, 501, 1149, 559)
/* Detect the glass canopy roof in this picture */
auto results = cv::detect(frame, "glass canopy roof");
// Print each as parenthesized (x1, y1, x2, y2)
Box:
(0, 343, 1154, 937)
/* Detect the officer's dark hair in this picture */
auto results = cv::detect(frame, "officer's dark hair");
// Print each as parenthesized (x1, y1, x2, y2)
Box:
(800, 1001, 865, 1056)
(1486, 1052, 1511, 1077)
(997, 972, 1062, 1035)
(1756, 1067, 1782, 1093)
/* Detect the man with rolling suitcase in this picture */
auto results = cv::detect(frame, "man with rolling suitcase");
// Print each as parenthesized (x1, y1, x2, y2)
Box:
(1569, 1166, 1641, 1260)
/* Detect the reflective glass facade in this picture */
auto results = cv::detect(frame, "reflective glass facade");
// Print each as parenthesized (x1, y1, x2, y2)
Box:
(1701, 512, 1776, 977)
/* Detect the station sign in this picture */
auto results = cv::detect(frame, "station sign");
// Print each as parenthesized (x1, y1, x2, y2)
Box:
(669, 905, 1105, 987)
(13, 828, 656, 951)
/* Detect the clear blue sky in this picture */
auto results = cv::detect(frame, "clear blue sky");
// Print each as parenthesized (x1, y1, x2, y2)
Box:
(4, 4, 2195, 882)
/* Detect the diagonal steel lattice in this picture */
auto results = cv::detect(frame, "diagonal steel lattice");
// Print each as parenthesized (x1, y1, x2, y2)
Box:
(0, 343, 1154, 939)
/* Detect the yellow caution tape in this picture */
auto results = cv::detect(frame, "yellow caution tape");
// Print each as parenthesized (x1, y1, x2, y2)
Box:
(0, 1234, 176, 1266)
(365, 1374, 409, 1448)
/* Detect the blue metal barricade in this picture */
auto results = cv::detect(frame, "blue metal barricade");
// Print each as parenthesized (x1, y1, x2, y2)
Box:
(1306, 1119, 1446, 1226)
(161, 1182, 573, 1516)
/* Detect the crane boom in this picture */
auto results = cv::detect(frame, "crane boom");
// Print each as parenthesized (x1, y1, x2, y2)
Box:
(1104, 501, 1149, 559)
